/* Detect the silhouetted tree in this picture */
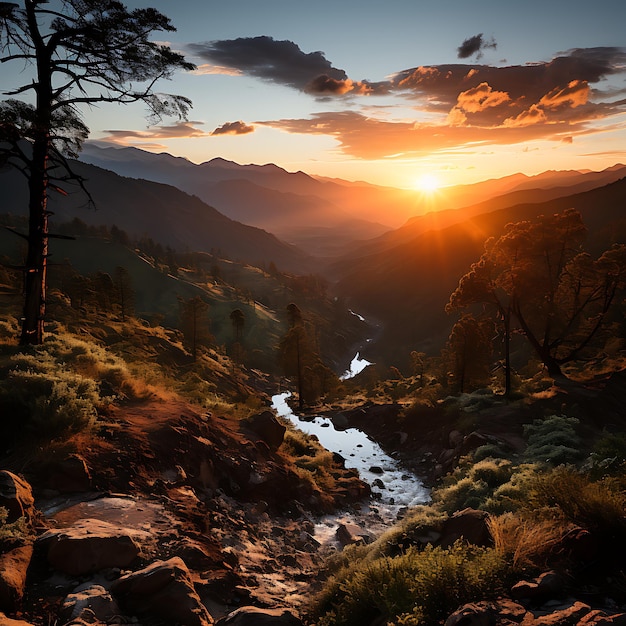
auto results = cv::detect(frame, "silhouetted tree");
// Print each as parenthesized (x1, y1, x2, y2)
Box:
(113, 266, 135, 322)
(179, 296, 211, 362)
(279, 303, 338, 409)
(230, 308, 245, 341)
(442, 314, 493, 393)
(448, 209, 626, 380)
(0, 0, 194, 344)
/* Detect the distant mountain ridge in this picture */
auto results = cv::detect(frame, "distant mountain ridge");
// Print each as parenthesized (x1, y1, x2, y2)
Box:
(80, 143, 626, 258)
(0, 159, 313, 274)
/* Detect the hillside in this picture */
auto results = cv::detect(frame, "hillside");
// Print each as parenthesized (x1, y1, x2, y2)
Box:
(331, 176, 626, 369)
(0, 160, 313, 275)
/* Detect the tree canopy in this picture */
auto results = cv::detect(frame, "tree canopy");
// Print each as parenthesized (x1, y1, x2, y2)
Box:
(448, 209, 626, 380)
(0, 0, 194, 343)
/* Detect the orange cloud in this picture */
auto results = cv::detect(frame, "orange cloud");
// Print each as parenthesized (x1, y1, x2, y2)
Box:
(503, 104, 548, 127)
(455, 82, 511, 113)
(539, 79, 590, 109)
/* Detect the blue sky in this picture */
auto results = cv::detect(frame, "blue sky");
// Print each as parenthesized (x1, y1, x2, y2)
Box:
(4, 0, 626, 188)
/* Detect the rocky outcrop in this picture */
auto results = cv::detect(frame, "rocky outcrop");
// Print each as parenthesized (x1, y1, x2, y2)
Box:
(0, 545, 33, 613)
(44, 454, 92, 494)
(110, 557, 213, 626)
(216, 606, 302, 625)
(37, 519, 146, 575)
(0, 472, 34, 524)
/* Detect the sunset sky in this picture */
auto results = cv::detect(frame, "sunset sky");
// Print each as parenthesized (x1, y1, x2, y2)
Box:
(7, 0, 626, 189)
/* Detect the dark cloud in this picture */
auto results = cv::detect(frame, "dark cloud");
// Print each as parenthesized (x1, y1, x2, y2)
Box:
(392, 47, 626, 124)
(259, 47, 626, 160)
(188, 36, 347, 91)
(211, 121, 255, 136)
(457, 33, 497, 59)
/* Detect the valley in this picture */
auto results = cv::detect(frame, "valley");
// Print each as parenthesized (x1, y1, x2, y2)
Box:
(1, 147, 626, 626)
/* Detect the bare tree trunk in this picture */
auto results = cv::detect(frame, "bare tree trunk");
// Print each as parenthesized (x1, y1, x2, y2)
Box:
(20, 133, 49, 345)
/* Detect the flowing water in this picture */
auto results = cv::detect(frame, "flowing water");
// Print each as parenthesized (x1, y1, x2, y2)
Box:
(271, 392, 430, 543)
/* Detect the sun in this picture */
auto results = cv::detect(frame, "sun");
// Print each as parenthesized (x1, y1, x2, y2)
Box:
(415, 173, 441, 193)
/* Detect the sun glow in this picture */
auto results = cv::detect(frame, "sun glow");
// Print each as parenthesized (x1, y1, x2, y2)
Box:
(415, 173, 441, 193)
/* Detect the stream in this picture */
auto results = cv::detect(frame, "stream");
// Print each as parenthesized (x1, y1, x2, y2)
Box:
(271, 392, 430, 543)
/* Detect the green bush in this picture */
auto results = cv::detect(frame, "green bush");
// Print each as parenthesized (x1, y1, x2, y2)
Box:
(433, 476, 490, 513)
(313, 542, 509, 626)
(523, 415, 583, 465)
(469, 458, 512, 488)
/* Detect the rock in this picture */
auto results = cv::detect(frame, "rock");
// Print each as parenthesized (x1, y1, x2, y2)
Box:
(248, 411, 286, 451)
(37, 518, 146, 575)
(216, 606, 302, 626)
(0, 544, 33, 613)
(440, 508, 492, 548)
(445, 599, 528, 626)
(511, 571, 565, 603)
(330, 413, 349, 431)
(332, 452, 346, 467)
(0, 613, 36, 625)
(46, 454, 92, 493)
(0, 471, 34, 523)
(449, 430, 464, 448)
(111, 557, 213, 626)
(61, 584, 120, 623)
(372, 478, 385, 489)
(369, 466, 384, 474)
(336, 523, 371, 547)
(521, 600, 591, 625)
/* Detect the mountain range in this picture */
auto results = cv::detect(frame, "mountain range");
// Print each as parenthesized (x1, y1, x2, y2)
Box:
(2, 143, 625, 369)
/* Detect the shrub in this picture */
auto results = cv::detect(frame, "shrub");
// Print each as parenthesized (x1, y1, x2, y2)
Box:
(433, 476, 490, 513)
(470, 458, 513, 488)
(0, 507, 32, 548)
(488, 512, 571, 573)
(529, 468, 626, 540)
(523, 415, 583, 465)
(313, 542, 509, 626)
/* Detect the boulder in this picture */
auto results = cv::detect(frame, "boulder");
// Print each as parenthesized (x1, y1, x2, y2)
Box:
(330, 413, 349, 431)
(247, 411, 286, 452)
(440, 508, 492, 548)
(111, 557, 213, 626)
(37, 519, 145, 575)
(511, 571, 565, 603)
(336, 523, 371, 547)
(0, 472, 34, 523)
(61, 584, 120, 623)
(0, 544, 33, 613)
(216, 606, 302, 626)
(46, 454, 91, 493)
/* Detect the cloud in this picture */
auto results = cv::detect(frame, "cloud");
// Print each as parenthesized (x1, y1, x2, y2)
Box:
(211, 121, 255, 136)
(457, 33, 497, 60)
(187, 36, 347, 91)
(100, 122, 207, 144)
